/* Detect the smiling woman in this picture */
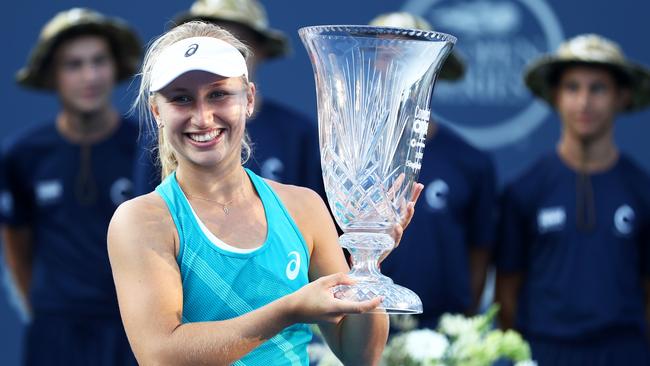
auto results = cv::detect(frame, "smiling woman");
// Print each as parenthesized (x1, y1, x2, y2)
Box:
(152, 70, 252, 176)
(108, 20, 423, 365)
(133, 26, 255, 179)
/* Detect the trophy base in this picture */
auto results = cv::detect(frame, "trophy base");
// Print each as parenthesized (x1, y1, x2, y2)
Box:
(333, 232, 423, 314)
(333, 280, 423, 314)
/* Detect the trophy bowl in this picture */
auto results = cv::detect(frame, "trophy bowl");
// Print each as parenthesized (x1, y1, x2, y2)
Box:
(299, 25, 456, 314)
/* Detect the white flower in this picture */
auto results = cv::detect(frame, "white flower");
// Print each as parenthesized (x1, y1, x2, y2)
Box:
(438, 313, 483, 338)
(446, 330, 481, 360)
(515, 361, 538, 366)
(403, 329, 449, 361)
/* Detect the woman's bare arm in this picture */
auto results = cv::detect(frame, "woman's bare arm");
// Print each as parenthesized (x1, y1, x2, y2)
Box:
(275, 183, 422, 365)
(109, 193, 377, 365)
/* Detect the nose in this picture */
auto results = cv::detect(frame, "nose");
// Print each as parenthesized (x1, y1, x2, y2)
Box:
(575, 87, 591, 111)
(81, 61, 104, 83)
(81, 64, 97, 83)
(191, 99, 214, 128)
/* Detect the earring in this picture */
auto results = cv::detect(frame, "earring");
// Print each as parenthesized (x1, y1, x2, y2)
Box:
(156, 120, 164, 128)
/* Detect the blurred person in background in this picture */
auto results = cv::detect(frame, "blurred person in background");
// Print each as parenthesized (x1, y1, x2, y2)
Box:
(0, 8, 141, 365)
(496, 34, 650, 365)
(134, 0, 323, 198)
(371, 12, 497, 331)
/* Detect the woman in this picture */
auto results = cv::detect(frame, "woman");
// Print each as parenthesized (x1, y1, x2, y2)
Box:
(108, 21, 422, 365)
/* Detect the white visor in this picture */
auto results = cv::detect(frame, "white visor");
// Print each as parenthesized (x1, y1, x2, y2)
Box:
(150, 36, 248, 92)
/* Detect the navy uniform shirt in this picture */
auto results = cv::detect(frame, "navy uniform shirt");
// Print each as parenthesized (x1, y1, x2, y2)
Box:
(496, 152, 650, 340)
(0, 119, 137, 316)
(381, 124, 497, 329)
(134, 100, 324, 196)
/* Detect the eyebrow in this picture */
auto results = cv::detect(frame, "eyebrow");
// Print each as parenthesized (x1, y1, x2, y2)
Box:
(208, 79, 231, 88)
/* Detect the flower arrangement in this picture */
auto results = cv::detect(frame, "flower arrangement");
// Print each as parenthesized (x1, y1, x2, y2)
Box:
(310, 305, 536, 366)
(382, 305, 534, 366)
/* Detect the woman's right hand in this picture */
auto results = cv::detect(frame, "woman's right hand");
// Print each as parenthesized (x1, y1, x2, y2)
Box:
(286, 272, 382, 325)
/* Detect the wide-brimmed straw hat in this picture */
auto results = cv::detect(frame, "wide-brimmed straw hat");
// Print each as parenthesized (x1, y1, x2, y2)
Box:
(369, 11, 466, 81)
(524, 34, 650, 112)
(173, 0, 290, 59)
(16, 8, 141, 91)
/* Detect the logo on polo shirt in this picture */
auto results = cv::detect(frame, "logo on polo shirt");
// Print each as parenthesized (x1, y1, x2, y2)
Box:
(261, 157, 284, 182)
(35, 180, 62, 205)
(110, 177, 132, 206)
(285, 251, 301, 280)
(537, 206, 566, 233)
(0, 190, 13, 217)
(425, 179, 449, 210)
(614, 204, 635, 235)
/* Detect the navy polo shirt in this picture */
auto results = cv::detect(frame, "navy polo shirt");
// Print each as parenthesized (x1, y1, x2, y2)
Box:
(0, 119, 138, 316)
(496, 152, 650, 340)
(133, 99, 324, 197)
(381, 124, 497, 329)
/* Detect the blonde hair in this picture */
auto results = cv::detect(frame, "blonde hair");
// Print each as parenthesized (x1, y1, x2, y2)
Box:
(132, 21, 254, 179)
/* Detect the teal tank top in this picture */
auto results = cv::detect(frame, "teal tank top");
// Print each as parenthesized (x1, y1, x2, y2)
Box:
(156, 168, 312, 365)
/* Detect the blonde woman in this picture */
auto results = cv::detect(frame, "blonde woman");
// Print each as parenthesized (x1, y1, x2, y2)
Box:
(108, 21, 422, 365)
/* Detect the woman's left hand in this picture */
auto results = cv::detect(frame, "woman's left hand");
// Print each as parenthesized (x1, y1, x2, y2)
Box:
(379, 182, 424, 263)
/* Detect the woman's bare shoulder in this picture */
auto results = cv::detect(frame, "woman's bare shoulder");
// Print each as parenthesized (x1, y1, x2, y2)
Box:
(108, 192, 176, 255)
(265, 180, 324, 213)
(113, 192, 170, 223)
(265, 180, 335, 250)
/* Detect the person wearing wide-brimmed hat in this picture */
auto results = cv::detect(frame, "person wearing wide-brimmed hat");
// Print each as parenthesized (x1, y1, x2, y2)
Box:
(495, 34, 650, 365)
(1, 8, 141, 365)
(133, 0, 324, 201)
(367, 12, 497, 332)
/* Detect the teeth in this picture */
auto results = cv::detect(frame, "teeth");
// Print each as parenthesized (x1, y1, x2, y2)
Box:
(189, 129, 220, 142)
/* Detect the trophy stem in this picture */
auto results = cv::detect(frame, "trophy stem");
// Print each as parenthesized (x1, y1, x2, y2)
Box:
(343, 232, 393, 283)
(334, 233, 423, 314)
(347, 247, 392, 283)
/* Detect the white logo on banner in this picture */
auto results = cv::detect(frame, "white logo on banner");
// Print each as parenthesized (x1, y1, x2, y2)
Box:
(403, 0, 564, 149)
(286, 251, 301, 280)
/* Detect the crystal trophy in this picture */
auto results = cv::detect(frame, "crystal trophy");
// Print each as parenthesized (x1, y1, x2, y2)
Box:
(300, 25, 456, 313)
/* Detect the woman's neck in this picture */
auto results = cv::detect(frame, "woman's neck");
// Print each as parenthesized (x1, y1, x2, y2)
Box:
(176, 159, 249, 203)
(56, 106, 119, 144)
